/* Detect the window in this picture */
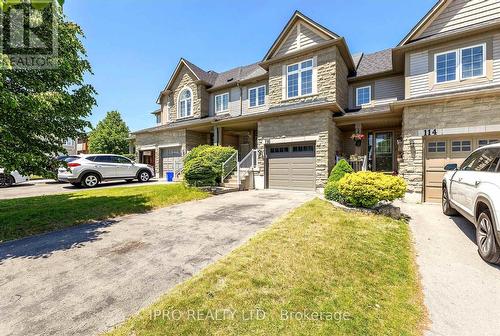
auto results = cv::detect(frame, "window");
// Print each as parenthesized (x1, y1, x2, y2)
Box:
(155, 113, 161, 124)
(436, 51, 457, 83)
(64, 138, 74, 146)
(270, 147, 289, 153)
(479, 139, 499, 147)
(249, 85, 266, 108)
(461, 45, 485, 79)
(287, 59, 314, 98)
(178, 88, 192, 118)
(461, 148, 500, 172)
(93, 156, 113, 163)
(428, 141, 446, 153)
(215, 93, 229, 113)
(113, 156, 132, 164)
(356, 86, 371, 106)
(452, 140, 471, 152)
(292, 145, 314, 152)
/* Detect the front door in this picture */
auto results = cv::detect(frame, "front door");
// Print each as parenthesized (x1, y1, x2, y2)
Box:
(374, 132, 393, 172)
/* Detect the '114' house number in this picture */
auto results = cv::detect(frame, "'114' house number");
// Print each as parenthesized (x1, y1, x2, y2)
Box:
(423, 129, 438, 136)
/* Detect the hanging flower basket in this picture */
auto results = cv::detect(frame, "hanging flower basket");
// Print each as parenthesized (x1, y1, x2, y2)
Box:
(351, 133, 365, 147)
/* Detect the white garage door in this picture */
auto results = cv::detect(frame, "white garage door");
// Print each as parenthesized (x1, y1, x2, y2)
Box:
(424, 134, 499, 203)
(267, 142, 316, 190)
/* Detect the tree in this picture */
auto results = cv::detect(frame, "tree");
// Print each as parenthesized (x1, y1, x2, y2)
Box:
(88, 111, 130, 154)
(0, 1, 96, 176)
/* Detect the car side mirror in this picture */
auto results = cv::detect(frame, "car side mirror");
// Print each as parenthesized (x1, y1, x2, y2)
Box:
(444, 163, 458, 171)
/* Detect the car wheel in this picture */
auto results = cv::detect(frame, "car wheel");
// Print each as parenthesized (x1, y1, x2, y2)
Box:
(476, 209, 500, 265)
(0, 174, 13, 188)
(138, 170, 151, 183)
(442, 187, 458, 216)
(82, 173, 99, 188)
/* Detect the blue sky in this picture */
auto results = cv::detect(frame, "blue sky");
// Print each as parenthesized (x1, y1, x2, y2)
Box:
(65, 0, 436, 132)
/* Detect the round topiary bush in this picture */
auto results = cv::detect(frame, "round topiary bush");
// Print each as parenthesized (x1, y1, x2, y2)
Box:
(324, 159, 354, 202)
(337, 171, 407, 208)
(183, 145, 237, 187)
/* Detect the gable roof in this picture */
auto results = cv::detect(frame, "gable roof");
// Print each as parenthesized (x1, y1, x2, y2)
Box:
(352, 49, 393, 78)
(211, 62, 267, 90)
(263, 10, 340, 61)
(398, 0, 449, 46)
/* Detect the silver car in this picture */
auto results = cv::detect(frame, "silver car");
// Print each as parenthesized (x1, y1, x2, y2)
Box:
(58, 154, 154, 188)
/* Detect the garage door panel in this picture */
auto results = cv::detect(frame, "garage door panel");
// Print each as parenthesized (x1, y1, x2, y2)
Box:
(267, 143, 316, 190)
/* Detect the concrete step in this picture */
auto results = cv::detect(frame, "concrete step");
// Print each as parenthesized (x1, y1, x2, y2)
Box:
(221, 182, 240, 189)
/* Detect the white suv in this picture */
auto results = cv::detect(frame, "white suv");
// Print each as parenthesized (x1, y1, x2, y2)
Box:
(58, 154, 155, 188)
(0, 169, 28, 187)
(442, 144, 500, 264)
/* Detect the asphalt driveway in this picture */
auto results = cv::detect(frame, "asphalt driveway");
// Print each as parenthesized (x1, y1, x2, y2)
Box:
(399, 201, 500, 336)
(0, 189, 314, 336)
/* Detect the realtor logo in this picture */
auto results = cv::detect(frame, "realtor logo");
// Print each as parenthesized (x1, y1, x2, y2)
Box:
(0, 0, 59, 69)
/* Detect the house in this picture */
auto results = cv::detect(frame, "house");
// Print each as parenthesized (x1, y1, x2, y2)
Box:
(132, 0, 500, 203)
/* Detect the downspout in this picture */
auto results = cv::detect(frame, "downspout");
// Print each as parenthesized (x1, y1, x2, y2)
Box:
(237, 82, 242, 116)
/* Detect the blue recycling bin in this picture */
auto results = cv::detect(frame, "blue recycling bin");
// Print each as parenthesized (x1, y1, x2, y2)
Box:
(166, 171, 174, 182)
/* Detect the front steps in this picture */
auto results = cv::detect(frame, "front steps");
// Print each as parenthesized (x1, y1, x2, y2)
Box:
(220, 169, 251, 190)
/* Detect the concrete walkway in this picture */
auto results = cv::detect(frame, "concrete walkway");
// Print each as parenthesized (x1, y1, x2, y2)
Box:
(0, 190, 314, 336)
(399, 201, 500, 336)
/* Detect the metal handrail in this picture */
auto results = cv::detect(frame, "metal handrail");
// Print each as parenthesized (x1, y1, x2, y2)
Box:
(238, 149, 258, 185)
(221, 151, 238, 182)
(173, 159, 184, 178)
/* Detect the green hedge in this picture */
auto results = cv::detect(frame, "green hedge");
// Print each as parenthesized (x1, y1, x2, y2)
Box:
(324, 159, 353, 203)
(337, 171, 407, 208)
(183, 145, 237, 187)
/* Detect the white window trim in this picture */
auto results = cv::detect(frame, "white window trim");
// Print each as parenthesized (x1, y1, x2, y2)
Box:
(285, 57, 316, 99)
(459, 43, 486, 80)
(434, 43, 487, 84)
(214, 92, 229, 114)
(355, 86, 371, 107)
(248, 85, 266, 108)
(177, 86, 193, 119)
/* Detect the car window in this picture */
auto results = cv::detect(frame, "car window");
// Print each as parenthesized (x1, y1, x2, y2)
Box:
(93, 156, 112, 163)
(460, 150, 483, 171)
(64, 156, 80, 163)
(113, 156, 132, 164)
(462, 148, 500, 172)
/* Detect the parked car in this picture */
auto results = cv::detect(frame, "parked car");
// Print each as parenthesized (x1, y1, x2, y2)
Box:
(57, 154, 154, 188)
(442, 143, 500, 264)
(56, 155, 81, 163)
(0, 168, 28, 187)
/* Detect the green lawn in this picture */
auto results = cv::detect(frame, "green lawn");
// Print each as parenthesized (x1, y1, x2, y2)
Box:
(0, 184, 208, 242)
(105, 199, 426, 336)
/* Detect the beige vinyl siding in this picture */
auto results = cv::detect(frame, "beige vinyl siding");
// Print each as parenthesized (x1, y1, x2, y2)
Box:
(420, 0, 500, 39)
(242, 80, 269, 115)
(408, 51, 429, 98)
(209, 87, 241, 117)
(348, 76, 404, 109)
(493, 33, 500, 81)
(275, 22, 327, 57)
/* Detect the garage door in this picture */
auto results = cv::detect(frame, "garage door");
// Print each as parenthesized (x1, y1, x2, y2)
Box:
(424, 135, 499, 203)
(160, 146, 182, 178)
(267, 142, 316, 190)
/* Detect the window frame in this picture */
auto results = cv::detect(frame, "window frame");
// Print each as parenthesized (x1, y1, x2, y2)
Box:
(286, 58, 314, 99)
(434, 49, 459, 84)
(427, 141, 446, 153)
(248, 85, 266, 108)
(459, 43, 486, 80)
(434, 43, 487, 84)
(451, 140, 472, 153)
(155, 113, 161, 124)
(177, 87, 193, 119)
(355, 86, 372, 106)
(214, 92, 230, 114)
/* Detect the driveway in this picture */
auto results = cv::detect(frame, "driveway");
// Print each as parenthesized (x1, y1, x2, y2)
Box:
(0, 179, 164, 200)
(0, 190, 314, 336)
(399, 202, 500, 336)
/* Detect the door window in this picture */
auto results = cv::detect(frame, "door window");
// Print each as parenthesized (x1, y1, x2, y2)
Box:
(113, 156, 132, 164)
(374, 132, 393, 172)
(93, 156, 113, 163)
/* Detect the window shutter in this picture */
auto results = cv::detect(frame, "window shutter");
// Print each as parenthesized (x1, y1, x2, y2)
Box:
(312, 56, 318, 94)
(282, 64, 287, 100)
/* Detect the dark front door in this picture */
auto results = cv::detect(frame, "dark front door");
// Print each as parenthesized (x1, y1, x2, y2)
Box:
(374, 132, 393, 172)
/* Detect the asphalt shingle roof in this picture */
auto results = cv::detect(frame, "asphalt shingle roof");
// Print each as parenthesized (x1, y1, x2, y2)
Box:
(354, 49, 393, 78)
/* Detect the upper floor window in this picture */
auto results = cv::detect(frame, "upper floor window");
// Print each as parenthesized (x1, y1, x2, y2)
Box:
(356, 86, 371, 106)
(435, 44, 485, 83)
(178, 88, 192, 118)
(215, 93, 229, 113)
(461, 44, 485, 79)
(249, 85, 266, 107)
(64, 138, 74, 146)
(287, 58, 313, 98)
(155, 113, 161, 124)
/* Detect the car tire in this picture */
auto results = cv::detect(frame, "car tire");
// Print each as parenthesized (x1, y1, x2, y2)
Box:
(81, 173, 100, 188)
(476, 209, 500, 265)
(442, 186, 458, 216)
(0, 174, 13, 188)
(138, 170, 151, 183)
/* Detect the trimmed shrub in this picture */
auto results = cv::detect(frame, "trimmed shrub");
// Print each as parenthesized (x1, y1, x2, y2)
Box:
(337, 171, 407, 208)
(324, 159, 353, 202)
(328, 159, 353, 183)
(183, 145, 237, 187)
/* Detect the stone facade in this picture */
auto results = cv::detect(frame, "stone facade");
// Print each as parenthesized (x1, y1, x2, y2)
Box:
(257, 110, 339, 188)
(400, 95, 500, 197)
(267, 46, 345, 109)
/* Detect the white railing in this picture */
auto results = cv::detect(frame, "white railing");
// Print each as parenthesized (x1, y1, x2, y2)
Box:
(237, 149, 259, 185)
(344, 155, 368, 172)
(221, 151, 238, 182)
(173, 158, 184, 179)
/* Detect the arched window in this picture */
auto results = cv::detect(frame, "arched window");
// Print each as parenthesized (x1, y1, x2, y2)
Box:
(178, 88, 192, 118)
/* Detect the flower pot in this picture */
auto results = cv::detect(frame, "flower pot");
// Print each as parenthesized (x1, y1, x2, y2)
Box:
(354, 139, 362, 147)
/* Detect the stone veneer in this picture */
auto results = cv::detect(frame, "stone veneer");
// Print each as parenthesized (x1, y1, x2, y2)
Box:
(400, 95, 500, 199)
(267, 46, 347, 109)
(257, 110, 339, 188)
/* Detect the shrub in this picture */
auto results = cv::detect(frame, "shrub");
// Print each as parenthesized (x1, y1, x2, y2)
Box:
(324, 159, 353, 202)
(337, 171, 407, 208)
(328, 159, 354, 183)
(122, 153, 136, 161)
(183, 145, 237, 187)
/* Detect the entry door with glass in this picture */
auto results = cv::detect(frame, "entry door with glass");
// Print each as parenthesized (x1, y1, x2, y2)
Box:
(374, 132, 394, 172)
